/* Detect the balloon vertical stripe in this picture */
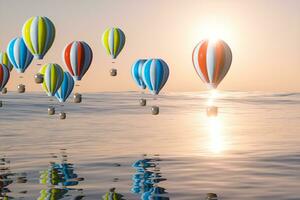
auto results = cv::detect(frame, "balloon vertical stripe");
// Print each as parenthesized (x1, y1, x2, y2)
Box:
(142, 59, 169, 95)
(192, 39, 232, 89)
(63, 41, 93, 81)
(22, 16, 55, 59)
(7, 37, 33, 73)
(55, 72, 74, 102)
(0, 52, 13, 71)
(102, 27, 125, 59)
(40, 63, 64, 96)
(0, 64, 10, 91)
(131, 59, 147, 89)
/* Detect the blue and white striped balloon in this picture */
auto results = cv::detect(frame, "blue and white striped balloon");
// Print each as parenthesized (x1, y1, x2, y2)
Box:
(55, 72, 74, 103)
(7, 37, 33, 73)
(131, 59, 147, 90)
(142, 59, 169, 95)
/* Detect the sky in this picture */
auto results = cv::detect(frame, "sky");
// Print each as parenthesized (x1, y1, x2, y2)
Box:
(0, 0, 300, 92)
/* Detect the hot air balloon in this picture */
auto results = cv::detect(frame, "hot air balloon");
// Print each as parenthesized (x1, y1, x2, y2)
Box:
(192, 39, 232, 89)
(0, 52, 13, 71)
(102, 27, 125, 59)
(132, 59, 147, 90)
(40, 63, 64, 96)
(0, 64, 10, 92)
(62, 41, 93, 81)
(142, 59, 169, 95)
(142, 59, 169, 115)
(22, 16, 55, 59)
(132, 59, 148, 106)
(55, 72, 74, 103)
(7, 37, 33, 73)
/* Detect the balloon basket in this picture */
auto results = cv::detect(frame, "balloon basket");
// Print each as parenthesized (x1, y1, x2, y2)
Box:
(206, 106, 218, 117)
(139, 98, 146, 106)
(151, 106, 159, 115)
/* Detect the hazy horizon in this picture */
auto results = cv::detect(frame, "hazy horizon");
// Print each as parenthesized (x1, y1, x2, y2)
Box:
(1, 0, 300, 93)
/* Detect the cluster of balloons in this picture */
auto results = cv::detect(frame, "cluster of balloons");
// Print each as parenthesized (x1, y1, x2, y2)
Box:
(131, 58, 170, 115)
(0, 16, 130, 118)
(0, 15, 233, 117)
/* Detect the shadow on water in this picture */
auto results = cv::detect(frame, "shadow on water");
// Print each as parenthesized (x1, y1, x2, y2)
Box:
(0, 155, 27, 199)
(37, 149, 84, 200)
(131, 155, 169, 200)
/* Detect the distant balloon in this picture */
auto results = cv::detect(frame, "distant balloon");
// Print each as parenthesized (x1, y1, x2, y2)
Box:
(55, 72, 74, 103)
(0, 52, 13, 71)
(22, 16, 55, 59)
(34, 73, 44, 84)
(132, 59, 147, 90)
(63, 41, 93, 81)
(142, 59, 169, 95)
(7, 37, 33, 73)
(192, 39, 232, 89)
(0, 64, 10, 92)
(102, 27, 125, 59)
(40, 63, 64, 96)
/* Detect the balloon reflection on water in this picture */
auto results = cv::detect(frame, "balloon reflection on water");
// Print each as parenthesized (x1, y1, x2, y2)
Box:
(131, 155, 169, 200)
(0, 156, 27, 199)
(38, 150, 84, 200)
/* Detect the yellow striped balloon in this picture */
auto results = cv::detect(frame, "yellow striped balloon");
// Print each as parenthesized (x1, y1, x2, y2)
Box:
(22, 16, 55, 60)
(101, 27, 125, 59)
(39, 63, 64, 96)
(0, 52, 13, 71)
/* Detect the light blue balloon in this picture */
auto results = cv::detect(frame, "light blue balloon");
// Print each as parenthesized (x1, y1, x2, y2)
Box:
(142, 59, 169, 95)
(131, 59, 147, 90)
(7, 37, 33, 73)
(55, 72, 74, 102)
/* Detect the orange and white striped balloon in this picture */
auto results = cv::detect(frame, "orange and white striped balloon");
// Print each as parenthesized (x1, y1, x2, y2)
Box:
(192, 39, 232, 89)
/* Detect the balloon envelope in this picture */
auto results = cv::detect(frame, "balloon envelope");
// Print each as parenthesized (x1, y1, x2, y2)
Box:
(131, 59, 147, 90)
(22, 16, 55, 59)
(142, 59, 169, 95)
(0, 64, 10, 91)
(192, 39, 232, 89)
(55, 72, 74, 102)
(7, 37, 33, 73)
(0, 52, 13, 71)
(40, 63, 64, 96)
(63, 41, 93, 81)
(102, 27, 125, 59)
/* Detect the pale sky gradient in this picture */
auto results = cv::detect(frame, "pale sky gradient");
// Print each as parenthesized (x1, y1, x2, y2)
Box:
(0, 0, 300, 92)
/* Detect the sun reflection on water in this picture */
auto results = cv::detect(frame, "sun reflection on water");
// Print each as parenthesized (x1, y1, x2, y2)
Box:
(207, 116, 225, 154)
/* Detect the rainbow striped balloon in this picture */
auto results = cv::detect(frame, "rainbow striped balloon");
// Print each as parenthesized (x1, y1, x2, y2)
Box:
(22, 16, 55, 59)
(102, 27, 125, 59)
(192, 39, 232, 89)
(131, 59, 147, 90)
(142, 59, 169, 95)
(63, 41, 93, 81)
(7, 37, 33, 73)
(55, 72, 74, 103)
(0, 52, 13, 71)
(40, 63, 64, 96)
(0, 64, 10, 91)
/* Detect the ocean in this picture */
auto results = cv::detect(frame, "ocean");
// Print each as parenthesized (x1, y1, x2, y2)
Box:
(0, 91, 299, 200)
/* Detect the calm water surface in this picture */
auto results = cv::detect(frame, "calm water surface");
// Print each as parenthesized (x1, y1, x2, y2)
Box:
(0, 91, 299, 200)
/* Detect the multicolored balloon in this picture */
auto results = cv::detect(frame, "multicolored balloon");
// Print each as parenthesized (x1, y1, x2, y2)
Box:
(192, 39, 232, 89)
(142, 59, 169, 95)
(0, 52, 13, 71)
(63, 41, 93, 81)
(7, 37, 33, 73)
(102, 27, 125, 59)
(55, 72, 74, 103)
(132, 59, 147, 90)
(0, 64, 10, 91)
(22, 16, 55, 59)
(40, 63, 64, 96)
